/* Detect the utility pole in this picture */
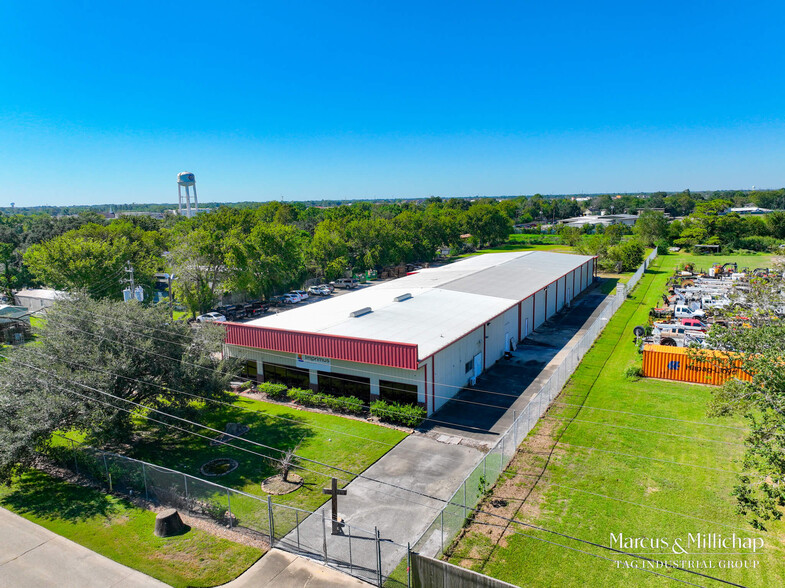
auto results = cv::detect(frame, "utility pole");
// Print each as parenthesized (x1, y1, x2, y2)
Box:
(125, 261, 135, 292)
(167, 273, 174, 319)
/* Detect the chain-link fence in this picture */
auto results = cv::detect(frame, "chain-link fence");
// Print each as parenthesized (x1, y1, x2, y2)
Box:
(411, 248, 658, 559)
(44, 434, 408, 587)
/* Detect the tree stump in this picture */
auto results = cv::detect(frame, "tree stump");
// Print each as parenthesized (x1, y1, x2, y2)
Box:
(154, 508, 185, 537)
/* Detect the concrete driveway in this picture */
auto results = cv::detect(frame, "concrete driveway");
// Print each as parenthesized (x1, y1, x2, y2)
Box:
(279, 435, 482, 585)
(0, 507, 166, 588)
(418, 286, 613, 447)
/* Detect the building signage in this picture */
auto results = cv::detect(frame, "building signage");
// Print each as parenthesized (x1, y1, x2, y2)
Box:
(296, 354, 331, 372)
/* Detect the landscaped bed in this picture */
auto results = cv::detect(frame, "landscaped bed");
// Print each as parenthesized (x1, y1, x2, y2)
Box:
(0, 470, 262, 588)
(445, 252, 785, 587)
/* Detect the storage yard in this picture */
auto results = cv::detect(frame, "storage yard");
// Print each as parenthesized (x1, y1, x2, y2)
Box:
(446, 252, 785, 588)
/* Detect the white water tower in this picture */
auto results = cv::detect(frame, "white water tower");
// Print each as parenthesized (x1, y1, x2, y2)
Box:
(177, 172, 198, 218)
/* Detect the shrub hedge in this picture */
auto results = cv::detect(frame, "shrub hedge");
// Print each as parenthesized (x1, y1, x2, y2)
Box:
(256, 381, 288, 398)
(286, 387, 364, 415)
(370, 399, 426, 427)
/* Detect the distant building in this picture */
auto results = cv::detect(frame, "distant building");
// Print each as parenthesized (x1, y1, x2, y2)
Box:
(558, 214, 639, 228)
(727, 206, 773, 215)
(117, 211, 168, 220)
(0, 304, 31, 344)
(14, 289, 69, 313)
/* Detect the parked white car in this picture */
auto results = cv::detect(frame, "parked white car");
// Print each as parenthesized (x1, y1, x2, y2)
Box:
(308, 286, 330, 296)
(292, 289, 309, 300)
(196, 312, 226, 323)
(282, 293, 301, 304)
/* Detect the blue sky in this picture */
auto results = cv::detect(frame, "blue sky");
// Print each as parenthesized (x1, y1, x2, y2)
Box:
(1, 1, 783, 206)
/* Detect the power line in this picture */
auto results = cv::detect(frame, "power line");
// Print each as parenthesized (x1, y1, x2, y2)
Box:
(15, 346, 479, 469)
(47, 303, 529, 402)
(0, 358, 749, 586)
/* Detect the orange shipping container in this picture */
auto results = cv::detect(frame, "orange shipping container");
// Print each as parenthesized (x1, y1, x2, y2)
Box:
(642, 344, 753, 386)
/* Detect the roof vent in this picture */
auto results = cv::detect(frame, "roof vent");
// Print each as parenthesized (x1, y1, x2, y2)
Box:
(394, 293, 412, 302)
(349, 307, 372, 318)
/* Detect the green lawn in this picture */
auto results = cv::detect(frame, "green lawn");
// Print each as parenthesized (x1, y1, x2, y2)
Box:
(0, 470, 262, 588)
(61, 395, 406, 517)
(447, 252, 785, 587)
(458, 234, 574, 258)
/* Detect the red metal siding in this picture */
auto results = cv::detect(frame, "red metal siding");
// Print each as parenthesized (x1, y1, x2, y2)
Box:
(224, 323, 419, 370)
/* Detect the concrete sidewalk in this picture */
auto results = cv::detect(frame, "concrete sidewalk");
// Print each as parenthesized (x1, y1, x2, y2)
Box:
(0, 507, 166, 588)
(279, 435, 483, 585)
(220, 548, 372, 587)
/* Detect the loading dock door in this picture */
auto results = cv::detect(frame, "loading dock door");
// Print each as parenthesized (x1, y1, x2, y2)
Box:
(505, 332, 515, 352)
(471, 353, 483, 385)
(524, 318, 530, 339)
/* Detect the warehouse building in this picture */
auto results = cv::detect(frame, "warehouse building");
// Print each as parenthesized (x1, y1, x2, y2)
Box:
(223, 251, 596, 416)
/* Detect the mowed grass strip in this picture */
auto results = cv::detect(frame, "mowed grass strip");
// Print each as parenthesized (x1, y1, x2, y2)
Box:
(0, 470, 262, 588)
(65, 395, 408, 515)
(448, 252, 785, 587)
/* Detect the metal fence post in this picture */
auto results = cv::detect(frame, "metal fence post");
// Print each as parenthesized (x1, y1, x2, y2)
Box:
(348, 524, 353, 575)
(102, 453, 110, 485)
(322, 510, 328, 563)
(142, 462, 149, 501)
(267, 495, 275, 547)
(512, 410, 517, 447)
(375, 527, 383, 588)
(295, 510, 300, 551)
(267, 494, 275, 547)
(440, 509, 444, 554)
(226, 490, 233, 528)
(407, 542, 412, 588)
(501, 435, 506, 468)
(463, 481, 467, 520)
(183, 474, 189, 504)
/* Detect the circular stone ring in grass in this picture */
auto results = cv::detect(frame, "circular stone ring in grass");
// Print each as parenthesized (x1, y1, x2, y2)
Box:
(261, 473, 304, 495)
(200, 458, 239, 477)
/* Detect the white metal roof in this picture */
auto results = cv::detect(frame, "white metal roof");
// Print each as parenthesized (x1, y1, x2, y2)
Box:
(14, 289, 69, 300)
(245, 251, 594, 360)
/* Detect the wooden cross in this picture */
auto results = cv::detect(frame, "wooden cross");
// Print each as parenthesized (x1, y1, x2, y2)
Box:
(322, 477, 347, 535)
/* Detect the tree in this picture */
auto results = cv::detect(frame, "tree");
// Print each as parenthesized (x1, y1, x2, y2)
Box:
(765, 211, 785, 239)
(462, 204, 512, 248)
(169, 228, 229, 316)
(309, 220, 349, 280)
(634, 210, 669, 247)
(226, 223, 305, 297)
(0, 297, 239, 479)
(704, 265, 785, 529)
(602, 239, 644, 272)
(24, 233, 129, 298)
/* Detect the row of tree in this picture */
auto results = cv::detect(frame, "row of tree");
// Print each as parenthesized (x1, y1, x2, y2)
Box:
(3, 189, 784, 314)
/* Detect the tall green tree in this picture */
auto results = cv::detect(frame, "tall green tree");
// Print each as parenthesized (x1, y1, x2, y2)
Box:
(226, 223, 305, 297)
(462, 204, 511, 248)
(169, 228, 229, 316)
(634, 210, 669, 247)
(0, 297, 239, 479)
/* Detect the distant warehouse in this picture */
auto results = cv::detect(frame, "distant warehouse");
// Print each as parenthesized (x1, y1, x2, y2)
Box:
(223, 251, 596, 416)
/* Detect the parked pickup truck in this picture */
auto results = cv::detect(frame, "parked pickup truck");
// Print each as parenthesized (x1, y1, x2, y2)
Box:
(673, 304, 705, 319)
